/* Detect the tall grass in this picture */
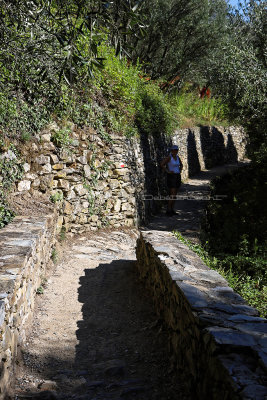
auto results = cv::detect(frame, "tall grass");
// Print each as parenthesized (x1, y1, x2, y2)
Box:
(170, 90, 230, 127)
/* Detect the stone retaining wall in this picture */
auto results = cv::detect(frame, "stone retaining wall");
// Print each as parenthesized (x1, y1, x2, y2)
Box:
(0, 214, 57, 398)
(136, 231, 267, 400)
(10, 124, 247, 230)
(140, 126, 247, 218)
(14, 126, 144, 233)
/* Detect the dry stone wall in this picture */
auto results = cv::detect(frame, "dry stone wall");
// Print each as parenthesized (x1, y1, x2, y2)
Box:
(15, 124, 145, 233)
(140, 126, 247, 218)
(0, 214, 56, 398)
(14, 124, 247, 229)
(136, 231, 267, 400)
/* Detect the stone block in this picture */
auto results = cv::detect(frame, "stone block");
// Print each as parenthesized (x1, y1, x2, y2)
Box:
(35, 155, 49, 165)
(17, 180, 31, 192)
(84, 165, 91, 177)
(52, 163, 64, 170)
(54, 171, 67, 179)
(41, 133, 51, 142)
(113, 200, 121, 212)
(23, 163, 31, 173)
(56, 216, 63, 234)
(109, 179, 120, 189)
(79, 215, 88, 224)
(114, 168, 129, 176)
(74, 184, 88, 196)
(25, 173, 37, 181)
(40, 164, 52, 174)
(50, 154, 59, 164)
(63, 201, 73, 215)
(58, 179, 70, 191)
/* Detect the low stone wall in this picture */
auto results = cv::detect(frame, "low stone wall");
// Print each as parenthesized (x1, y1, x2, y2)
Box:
(0, 214, 57, 398)
(136, 231, 267, 400)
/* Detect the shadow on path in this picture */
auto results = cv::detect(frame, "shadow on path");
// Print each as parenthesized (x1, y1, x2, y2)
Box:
(75, 259, 188, 400)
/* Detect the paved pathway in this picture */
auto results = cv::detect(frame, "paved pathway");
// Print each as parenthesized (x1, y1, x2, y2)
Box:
(13, 162, 247, 400)
(13, 231, 188, 400)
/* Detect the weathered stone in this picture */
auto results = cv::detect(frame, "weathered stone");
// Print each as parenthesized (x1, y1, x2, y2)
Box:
(90, 215, 98, 223)
(66, 190, 76, 201)
(84, 165, 91, 177)
(40, 164, 52, 174)
(122, 203, 132, 212)
(32, 178, 41, 188)
(64, 201, 73, 215)
(35, 155, 50, 165)
(52, 164, 64, 170)
(41, 133, 52, 142)
(114, 168, 129, 176)
(77, 155, 87, 164)
(109, 179, 120, 189)
(79, 214, 88, 224)
(74, 184, 88, 196)
(23, 163, 31, 173)
(240, 385, 267, 399)
(125, 218, 134, 227)
(17, 180, 31, 192)
(56, 216, 63, 233)
(38, 380, 58, 391)
(58, 179, 70, 191)
(42, 141, 55, 151)
(25, 173, 37, 181)
(190, 270, 227, 284)
(206, 327, 257, 347)
(50, 154, 59, 164)
(113, 200, 121, 212)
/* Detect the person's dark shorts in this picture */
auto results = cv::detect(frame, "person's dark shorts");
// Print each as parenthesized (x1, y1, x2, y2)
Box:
(167, 173, 181, 189)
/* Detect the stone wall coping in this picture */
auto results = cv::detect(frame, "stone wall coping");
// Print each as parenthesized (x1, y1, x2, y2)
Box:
(137, 230, 267, 399)
(0, 214, 56, 397)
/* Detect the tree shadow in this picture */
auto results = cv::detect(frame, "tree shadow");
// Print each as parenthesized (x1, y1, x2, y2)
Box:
(187, 129, 201, 177)
(139, 132, 171, 222)
(14, 260, 188, 399)
(226, 133, 238, 163)
(199, 126, 239, 168)
(74, 259, 188, 399)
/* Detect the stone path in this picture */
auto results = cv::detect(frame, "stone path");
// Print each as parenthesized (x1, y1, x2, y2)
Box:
(12, 162, 248, 400)
(143, 162, 249, 242)
(13, 230, 188, 400)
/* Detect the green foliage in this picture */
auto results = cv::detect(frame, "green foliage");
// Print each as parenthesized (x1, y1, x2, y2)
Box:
(174, 231, 267, 317)
(51, 127, 73, 148)
(59, 226, 66, 242)
(0, 202, 15, 229)
(50, 192, 64, 203)
(51, 248, 58, 264)
(206, 1, 267, 160)
(36, 286, 44, 295)
(202, 165, 267, 254)
(136, 83, 177, 136)
(0, 143, 23, 228)
(131, 0, 229, 81)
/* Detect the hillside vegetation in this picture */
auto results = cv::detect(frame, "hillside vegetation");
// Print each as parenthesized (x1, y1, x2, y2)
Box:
(0, 0, 266, 313)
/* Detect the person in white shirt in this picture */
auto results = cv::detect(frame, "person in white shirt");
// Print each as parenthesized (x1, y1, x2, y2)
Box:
(160, 145, 183, 216)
